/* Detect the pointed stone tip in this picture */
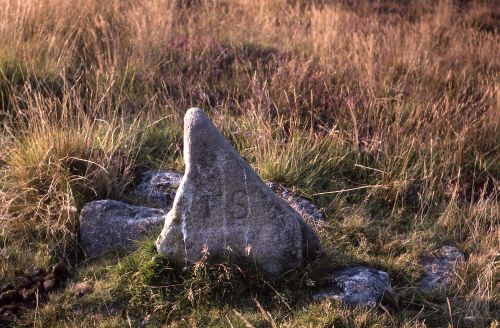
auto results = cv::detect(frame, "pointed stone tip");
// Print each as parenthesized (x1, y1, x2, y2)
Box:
(185, 107, 204, 117)
(184, 107, 213, 133)
(185, 107, 207, 123)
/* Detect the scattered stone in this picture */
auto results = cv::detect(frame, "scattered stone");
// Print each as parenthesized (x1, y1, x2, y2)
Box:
(15, 277, 32, 289)
(0, 304, 18, 316)
(156, 108, 322, 277)
(312, 266, 392, 307)
(51, 262, 69, 280)
(0, 284, 13, 294)
(30, 267, 45, 279)
(29, 281, 41, 292)
(0, 290, 21, 306)
(266, 182, 325, 224)
(0, 262, 69, 323)
(19, 289, 34, 302)
(419, 246, 465, 292)
(439, 245, 465, 262)
(80, 200, 167, 258)
(130, 170, 183, 208)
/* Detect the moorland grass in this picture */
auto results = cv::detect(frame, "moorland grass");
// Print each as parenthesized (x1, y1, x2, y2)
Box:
(0, 0, 498, 326)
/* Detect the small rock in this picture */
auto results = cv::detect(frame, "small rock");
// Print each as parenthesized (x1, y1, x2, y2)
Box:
(80, 200, 167, 258)
(0, 284, 13, 294)
(439, 245, 465, 262)
(51, 262, 68, 280)
(0, 290, 21, 305)
(156, 108, 322, 277)
(30, 267, 45, 280)
(419, 246, 465, 292)
(108, 307, 119, 316)
(266, 182, 324, 224)
(19, 289, 34, 302)
(312, 266, 391, 307)
(42, 279, 57, 292)
(29, 281, 41, 291)
(130, 170, 183, 208)
(15, 277, 32, 289)
(0, 304, 19, 316)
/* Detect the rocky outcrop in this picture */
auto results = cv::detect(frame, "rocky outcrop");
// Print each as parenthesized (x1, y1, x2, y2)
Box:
(419, 246, 465, 292)
(156, 108, 322, 277)
(80, 200, 166, 258)
(312, 266, 392, 307)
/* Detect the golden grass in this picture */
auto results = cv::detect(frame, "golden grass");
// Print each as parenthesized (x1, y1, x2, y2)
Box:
(0, 0, 498, 326)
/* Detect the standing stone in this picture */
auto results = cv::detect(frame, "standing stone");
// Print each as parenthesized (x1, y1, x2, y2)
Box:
(156, 108, 322, 277)
(129, 168, 325, 226)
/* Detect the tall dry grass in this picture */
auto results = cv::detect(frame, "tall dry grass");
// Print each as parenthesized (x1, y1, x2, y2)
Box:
(0, 0, 498, 326)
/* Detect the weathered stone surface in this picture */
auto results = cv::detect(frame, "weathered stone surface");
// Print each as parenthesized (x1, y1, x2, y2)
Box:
(130, 169, 183, 207)
(312, 266, 391, 307)
(419, 246, 465, 292)
(156, 108, 322, 277)
(80, 200, 166, 258)
(130, 168, 325, 225)
(266, 182, 325, 224)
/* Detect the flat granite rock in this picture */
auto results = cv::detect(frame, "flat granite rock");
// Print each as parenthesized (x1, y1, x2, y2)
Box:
(156, 108, 322, 277)
(130, 170, 183, 207)
(312, 266, 391, 307)
(419, 246, 465, 292)
(80, 200, 167, 258)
